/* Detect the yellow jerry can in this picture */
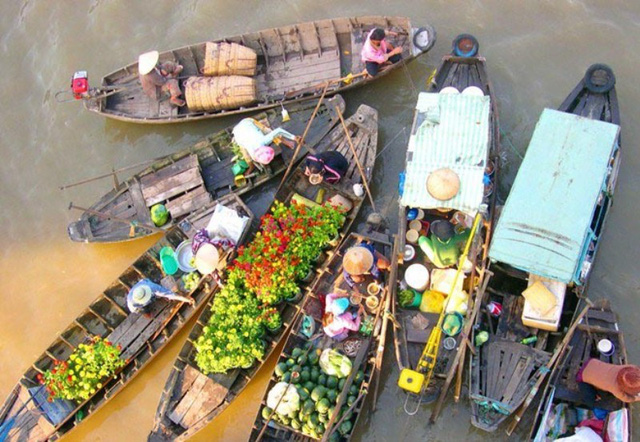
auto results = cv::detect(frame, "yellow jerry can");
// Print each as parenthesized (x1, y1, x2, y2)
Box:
(398, 368, 424, 394)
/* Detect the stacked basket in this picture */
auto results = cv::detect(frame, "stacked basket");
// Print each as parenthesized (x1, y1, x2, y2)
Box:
(185, 42, 258, 112)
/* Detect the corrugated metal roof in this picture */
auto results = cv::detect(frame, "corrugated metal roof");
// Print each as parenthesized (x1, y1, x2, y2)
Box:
(489, 108, 620, 283)
(400, 92, 491, 214)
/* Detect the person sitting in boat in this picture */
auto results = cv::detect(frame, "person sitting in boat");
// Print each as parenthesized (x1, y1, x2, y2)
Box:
(418, 220, 470, 269)
(361, 28, 403, 77)
(342, 243, 390, 288)
(579, 359, 640, 403)
(322, 293, 363, 341)
(304, 151, 349, 185)
(138, 51, 186, 107)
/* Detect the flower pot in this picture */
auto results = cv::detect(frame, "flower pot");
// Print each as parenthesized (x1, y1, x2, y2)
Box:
(300, 270, 315, 284)
(409, 290, 423, 308)
(241, 359, 255, 369)
(285, 288, 303, 303)
(267, 324, 282, 335)
(313, 251, 326, 265)
(327, 233, 340, 248)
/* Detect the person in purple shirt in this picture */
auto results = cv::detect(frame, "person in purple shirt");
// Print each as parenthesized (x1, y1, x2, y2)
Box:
(322, 293, 363, 341)
(360, 28, 403, 77)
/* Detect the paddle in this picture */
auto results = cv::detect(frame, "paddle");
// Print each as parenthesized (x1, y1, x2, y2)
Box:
(59, 155, 169, 190)
(284, 71, 367, 99)
(333, 105, 377, 212)
(275, 82, 330, 196)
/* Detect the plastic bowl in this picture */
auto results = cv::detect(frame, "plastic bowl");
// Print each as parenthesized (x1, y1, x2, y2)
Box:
(175, 240, 196, 273)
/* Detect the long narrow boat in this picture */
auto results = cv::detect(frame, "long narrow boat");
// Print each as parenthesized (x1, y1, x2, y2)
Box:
(0, 194, 254, 442)
(80, 16, 435, 124)
(391, 35, 500, 415)
(148, 104, 378, 441)
(528, 299, 632, 441)
(248, 229, 393, 441)
(68, 96, 344, 243)
(468, 64, 621, 432)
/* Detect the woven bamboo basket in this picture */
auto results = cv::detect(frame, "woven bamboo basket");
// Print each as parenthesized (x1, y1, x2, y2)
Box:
(203, 42, 257, 76)
(184, 76, 257, 112)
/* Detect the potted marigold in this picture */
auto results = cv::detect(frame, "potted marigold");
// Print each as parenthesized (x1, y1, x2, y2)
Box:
(38, 336, 125, 402)
(261, 308, 282, 333)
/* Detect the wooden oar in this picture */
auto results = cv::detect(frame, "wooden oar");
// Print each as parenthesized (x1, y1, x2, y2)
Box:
(334, 105, 377, 212)
(68, 202, 162, 234)
(59, 155, 168, 190)
(372, 236, 398, 409)
(275, 83, 330, 196)
(505, 298, 594, 436)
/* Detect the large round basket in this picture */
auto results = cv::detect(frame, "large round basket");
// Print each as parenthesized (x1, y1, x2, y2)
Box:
(185, 76, 257, 111)
(203, 42, 257, 77)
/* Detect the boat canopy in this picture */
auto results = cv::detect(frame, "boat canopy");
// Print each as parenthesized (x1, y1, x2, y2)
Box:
(489, 108, 620, 284)
(400, 92, 491, 214)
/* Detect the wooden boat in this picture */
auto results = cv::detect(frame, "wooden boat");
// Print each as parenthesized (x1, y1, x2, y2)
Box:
(81, 16, 435, 124)
(528, 299, 632, 441)
(0, 194, 254, 442)
(68, 95, 345, 243)
(390, 35, 501, 417)
(248, 229, 393, 441)
(468, 64, 621, 432)
(148, 104, 378, 441)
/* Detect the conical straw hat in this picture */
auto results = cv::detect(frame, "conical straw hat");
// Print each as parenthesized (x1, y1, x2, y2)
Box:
(138, 51, 159, 75)
(195, 243, 220, 275)
(343, 246, 374, 276)
(427, 168, 460, 201)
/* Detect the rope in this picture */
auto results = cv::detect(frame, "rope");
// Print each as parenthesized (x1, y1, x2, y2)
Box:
(375, 127, 408, 159)
(499, 128, 524, 160)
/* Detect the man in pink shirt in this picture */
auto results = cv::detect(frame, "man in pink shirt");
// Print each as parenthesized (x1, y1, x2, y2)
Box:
(361, 28, 403, 76)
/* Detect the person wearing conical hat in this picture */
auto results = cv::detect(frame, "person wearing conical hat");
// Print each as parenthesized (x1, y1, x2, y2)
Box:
(342, 242, 390, 287)
(580, 359, 640, 403)
(138, 50, 186, 107)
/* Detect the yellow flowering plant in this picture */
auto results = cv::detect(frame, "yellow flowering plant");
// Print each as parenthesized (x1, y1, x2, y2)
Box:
(38, 336, 125, 402)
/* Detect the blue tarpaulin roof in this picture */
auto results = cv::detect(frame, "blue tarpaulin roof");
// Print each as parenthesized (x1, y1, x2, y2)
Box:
(489, 108, 620, 283)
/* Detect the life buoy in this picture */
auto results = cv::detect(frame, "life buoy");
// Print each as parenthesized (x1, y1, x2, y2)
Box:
(584, 63, 616, 94)
(452, 34, 479, 58)
(413, 26, 436, 52)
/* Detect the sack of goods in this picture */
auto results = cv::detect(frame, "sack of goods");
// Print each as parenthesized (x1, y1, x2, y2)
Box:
(184, 76, 256, 111)
(203, 42, 257, 76)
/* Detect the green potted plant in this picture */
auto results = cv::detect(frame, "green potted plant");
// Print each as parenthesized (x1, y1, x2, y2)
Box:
(262, 308, 283, 333)
(399, 289, 422, 309)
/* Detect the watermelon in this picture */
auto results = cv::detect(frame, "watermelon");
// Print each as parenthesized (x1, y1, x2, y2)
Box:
(275, 362, 288, 378)
(326, 375, 339, 389)
(311, 385, 327, 402)
(261, 406, 273, 420)
(316, 398, 330, 414)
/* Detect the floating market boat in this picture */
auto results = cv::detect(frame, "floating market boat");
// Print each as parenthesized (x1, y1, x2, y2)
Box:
(0, 194, 254, 442)
(248, 229, 393, 441)
(148, 104, 378, 441)
(390, 35, 501, 418)
(528, 299, 632, 441)
(67, 96, 344, 243)
(78, 17, 435, 124)
(468, 64, 621, 433)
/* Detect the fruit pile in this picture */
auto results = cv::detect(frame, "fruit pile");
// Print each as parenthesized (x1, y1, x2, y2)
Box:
(261, 345, 365, 440)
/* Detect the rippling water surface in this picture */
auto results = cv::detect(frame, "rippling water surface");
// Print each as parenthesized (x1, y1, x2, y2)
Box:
(1, 1, 639, 441)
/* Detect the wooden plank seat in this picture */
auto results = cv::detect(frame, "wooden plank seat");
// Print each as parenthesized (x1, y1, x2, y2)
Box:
(139, 155, 211, 219)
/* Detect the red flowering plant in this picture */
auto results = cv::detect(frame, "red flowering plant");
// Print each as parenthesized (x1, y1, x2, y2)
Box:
(259, 307, 282, 330)
(38, 336, 125, 402)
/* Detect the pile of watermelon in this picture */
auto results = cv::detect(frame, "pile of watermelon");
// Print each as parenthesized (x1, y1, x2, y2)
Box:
(261, 344, 365, 440)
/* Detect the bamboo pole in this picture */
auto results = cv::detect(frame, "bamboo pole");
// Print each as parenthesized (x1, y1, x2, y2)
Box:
(275, 83, 330, 196)
(333, 105, 377, 212)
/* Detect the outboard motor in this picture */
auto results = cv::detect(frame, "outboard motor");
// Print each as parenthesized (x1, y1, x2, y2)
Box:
(71, 71, 89, 99)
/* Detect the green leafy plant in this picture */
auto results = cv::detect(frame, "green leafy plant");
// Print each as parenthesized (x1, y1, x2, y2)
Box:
(399, 289, 417, 308)
(38, 336, 125, 402)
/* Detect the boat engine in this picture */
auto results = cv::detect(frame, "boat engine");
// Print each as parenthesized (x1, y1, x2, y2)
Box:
(71, 71, 89, 99)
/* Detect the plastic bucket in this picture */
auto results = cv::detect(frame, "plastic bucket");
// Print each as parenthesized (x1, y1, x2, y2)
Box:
(409, 290, 423, 307)
(404, 264, 430, 291)
(160, 246, 179, 275)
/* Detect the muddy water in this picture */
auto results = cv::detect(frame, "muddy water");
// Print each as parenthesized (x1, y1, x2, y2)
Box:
(1, 1, 639, 441)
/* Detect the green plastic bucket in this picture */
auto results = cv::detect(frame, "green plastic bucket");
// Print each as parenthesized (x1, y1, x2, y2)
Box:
(409, 290, 423, 308)
(160, 246, 179, 275)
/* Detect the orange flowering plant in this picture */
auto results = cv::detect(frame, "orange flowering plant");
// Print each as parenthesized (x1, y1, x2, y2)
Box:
(38, 336, 125, 402)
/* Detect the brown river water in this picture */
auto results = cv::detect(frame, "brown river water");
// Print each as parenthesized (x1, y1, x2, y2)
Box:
(1, 1, 639, 441)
